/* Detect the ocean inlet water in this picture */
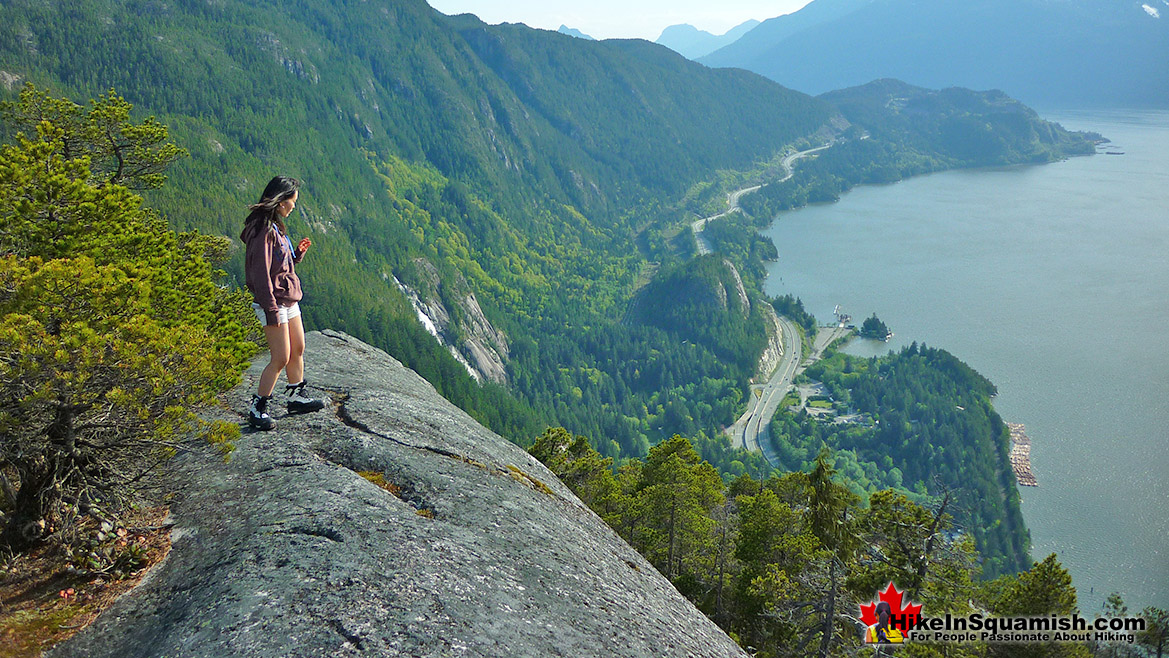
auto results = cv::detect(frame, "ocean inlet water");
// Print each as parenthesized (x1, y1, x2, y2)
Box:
(761, 110, 1169, 612)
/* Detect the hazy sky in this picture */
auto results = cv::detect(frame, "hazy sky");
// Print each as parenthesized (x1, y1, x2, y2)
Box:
(425, 0, 816, 41)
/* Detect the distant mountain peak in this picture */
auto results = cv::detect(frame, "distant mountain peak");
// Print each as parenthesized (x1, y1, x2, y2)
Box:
(655, 19, 760, 60)
(557, 25, 595, 40)
(701, 0, 1169, 107)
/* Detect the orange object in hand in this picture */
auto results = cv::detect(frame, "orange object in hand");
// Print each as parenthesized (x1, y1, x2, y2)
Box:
(298, 237, 312, 253)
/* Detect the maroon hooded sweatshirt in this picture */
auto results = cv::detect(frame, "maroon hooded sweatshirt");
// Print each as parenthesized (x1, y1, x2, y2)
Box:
(241, 219, 304, 326)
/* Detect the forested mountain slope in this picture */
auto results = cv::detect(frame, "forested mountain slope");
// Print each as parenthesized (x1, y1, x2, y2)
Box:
(0, 0, 836, 463)
(739, 80, 1100, 216)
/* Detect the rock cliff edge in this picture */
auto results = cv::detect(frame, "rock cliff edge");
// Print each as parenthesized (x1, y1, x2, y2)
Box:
(52, 330, 746, 658)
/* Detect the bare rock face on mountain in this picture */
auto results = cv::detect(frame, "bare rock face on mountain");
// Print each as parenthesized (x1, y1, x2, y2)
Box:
(397, 258, 510, 385)
(754, 304, 785, 383)
(51, 330, 746, 658)
(722, 259, 751, 317)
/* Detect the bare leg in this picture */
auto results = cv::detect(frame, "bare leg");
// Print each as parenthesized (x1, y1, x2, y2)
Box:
(259, 322, 291, 396)
(286, 314, 306, 385)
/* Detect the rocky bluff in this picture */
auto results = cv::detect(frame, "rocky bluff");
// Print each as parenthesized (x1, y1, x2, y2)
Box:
(53, 330, 746, 658)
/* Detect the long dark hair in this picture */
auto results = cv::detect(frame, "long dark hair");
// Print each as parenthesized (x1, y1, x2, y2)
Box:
(244, 175, 300, 236)
(876, 600, 892, 633)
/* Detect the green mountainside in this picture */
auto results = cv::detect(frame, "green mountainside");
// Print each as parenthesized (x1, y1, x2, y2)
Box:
(0, 0, 834, 468)
(741, 79, 1098, 215)
(631, 256, 767, 378)
(821, 79, 1100, 165)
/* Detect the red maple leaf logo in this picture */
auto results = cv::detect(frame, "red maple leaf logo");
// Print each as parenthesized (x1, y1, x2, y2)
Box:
(860, 582, 923, 631)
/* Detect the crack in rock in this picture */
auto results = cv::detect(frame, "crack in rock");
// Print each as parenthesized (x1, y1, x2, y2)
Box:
(331, 394, 485, 467)
(253, 460, 315, 475)
(272, 525, 345, 543)
(320, 329, 350, 343)
(329, 618, 366, 651)
(331, 394, 561, 500)
(323, 394, 565, 519)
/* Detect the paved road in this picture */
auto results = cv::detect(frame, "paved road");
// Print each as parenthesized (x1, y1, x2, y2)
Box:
(692, 186, 759, 255)
(728, 321, 852, 467)
(777, 143, 831, 183)
(728, 316, 800, 460)
(692, 143, 832, 255)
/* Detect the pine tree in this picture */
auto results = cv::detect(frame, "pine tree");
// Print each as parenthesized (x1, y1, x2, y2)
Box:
(0, 85, 252, 550)
(734, 485, 819, 655)
(1137, 607, 1168, 658)
(636, 435, 724, 582)
(987, 554, 1090, 658)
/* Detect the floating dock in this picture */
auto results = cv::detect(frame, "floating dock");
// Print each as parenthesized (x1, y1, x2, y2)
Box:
(1007, 422, 1038, 487)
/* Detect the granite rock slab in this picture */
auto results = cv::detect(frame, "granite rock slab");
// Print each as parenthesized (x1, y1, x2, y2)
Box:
(51, 330, 747, 658)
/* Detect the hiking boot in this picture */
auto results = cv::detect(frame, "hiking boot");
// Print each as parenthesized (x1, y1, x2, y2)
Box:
(248, 394, 275, 431)
(285, 381, 325, 414)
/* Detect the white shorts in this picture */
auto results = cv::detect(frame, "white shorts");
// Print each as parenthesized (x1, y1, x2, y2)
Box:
(253, 302, 301, 326)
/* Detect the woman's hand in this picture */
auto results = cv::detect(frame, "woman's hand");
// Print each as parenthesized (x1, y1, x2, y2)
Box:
(298, 237, 312, 254)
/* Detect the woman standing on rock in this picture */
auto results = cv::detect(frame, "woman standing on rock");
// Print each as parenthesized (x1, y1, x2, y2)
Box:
(241, 175, 325, 430)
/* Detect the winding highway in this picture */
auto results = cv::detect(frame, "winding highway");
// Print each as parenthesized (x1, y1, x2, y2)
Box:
(728, 315, 802, 462)
(692, 187, 759, 255)
(728, 319, 853, 467)
(691, 142, 833, 255)
(686, 141, 840, 465)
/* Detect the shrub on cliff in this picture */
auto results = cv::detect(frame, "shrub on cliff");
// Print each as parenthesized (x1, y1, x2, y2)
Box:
(0, 85, 254, 550)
